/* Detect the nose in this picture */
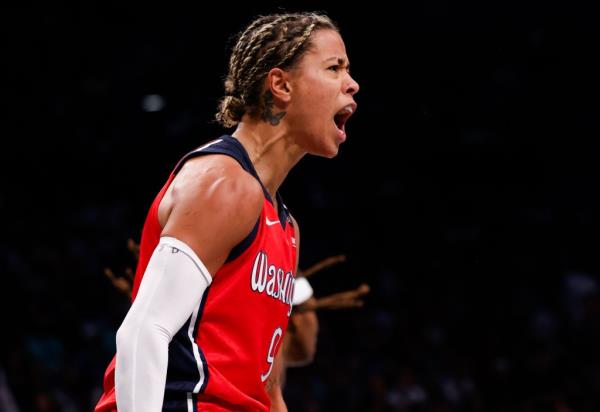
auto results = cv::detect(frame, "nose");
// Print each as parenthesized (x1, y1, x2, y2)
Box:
(344, 73, 360, 96)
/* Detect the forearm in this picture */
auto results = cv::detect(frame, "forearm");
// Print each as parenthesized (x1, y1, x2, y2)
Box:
(269, 389, 288, 412)
(285, 300, 319, 366)
(266, 344, 288, 412)
(115, 318, 170, 411)
(267, 382, 288, 412)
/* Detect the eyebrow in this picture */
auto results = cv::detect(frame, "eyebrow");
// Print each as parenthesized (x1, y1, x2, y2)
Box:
(325, 56, 351, 70)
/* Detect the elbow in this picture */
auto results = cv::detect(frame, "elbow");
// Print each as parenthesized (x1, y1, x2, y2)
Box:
(298, 339, 317, 365)
(116, 318, 140, 360)
(284, 311, 318, 366)
(286, 350, 315, 367)
(304, 339, 317, 363)
(116, 317, 172, 355)
(284, 336, 317, 367)
(116, 320, 133, 352)
(115, 318, 139, 387)
(116, 317, 172, 354)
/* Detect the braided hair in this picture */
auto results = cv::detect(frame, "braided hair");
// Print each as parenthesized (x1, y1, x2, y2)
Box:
(216, 12, 338, 128)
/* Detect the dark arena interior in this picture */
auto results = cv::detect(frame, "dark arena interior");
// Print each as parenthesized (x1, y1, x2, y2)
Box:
(3, 2, 600, 411)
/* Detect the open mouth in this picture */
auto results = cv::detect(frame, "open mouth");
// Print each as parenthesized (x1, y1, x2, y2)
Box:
(333, 104, 356, 133)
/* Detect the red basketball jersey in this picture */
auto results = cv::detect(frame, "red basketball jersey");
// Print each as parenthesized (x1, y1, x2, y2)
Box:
(95, 136, 297, 411)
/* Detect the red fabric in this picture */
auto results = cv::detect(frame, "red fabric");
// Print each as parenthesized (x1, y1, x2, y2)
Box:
(95, 167, 296, 412)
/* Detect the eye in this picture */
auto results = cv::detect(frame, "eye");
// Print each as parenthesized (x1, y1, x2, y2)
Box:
(327, 65, 340, 72)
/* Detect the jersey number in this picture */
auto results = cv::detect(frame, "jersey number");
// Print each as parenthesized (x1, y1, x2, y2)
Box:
(260, 327, 283, 382)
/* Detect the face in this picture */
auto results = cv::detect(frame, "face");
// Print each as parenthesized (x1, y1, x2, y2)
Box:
(286, 29, 360, 157)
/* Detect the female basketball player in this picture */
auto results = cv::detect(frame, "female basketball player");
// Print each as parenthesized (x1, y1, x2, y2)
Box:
(95, 11, 359, 412)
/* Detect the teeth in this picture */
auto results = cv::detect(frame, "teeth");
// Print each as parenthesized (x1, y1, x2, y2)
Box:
(338, 105, 353, 115)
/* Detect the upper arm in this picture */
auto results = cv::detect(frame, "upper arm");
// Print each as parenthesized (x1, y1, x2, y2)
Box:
(160, 155, 264, 276)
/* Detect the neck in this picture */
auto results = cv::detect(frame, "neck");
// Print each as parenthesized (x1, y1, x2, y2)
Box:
(232, 116, 306, 199)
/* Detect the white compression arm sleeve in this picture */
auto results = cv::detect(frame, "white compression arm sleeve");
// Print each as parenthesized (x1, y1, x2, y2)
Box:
(115, 236, 212, 412)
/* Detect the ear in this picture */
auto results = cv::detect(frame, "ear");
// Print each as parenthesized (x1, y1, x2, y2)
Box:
(266, 68, 292, 104)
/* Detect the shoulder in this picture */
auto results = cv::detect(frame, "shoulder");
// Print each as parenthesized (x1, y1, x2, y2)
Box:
(160, 154, 264, 273)
(172, 154, 263, 215)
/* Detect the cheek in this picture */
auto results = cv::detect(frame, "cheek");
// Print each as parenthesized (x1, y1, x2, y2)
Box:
(298, 90, 323, 110)
(291, 78, 335, 129)
(294, 92, 327, 121)
(305, 88, 334, 118)
(297, 74, 332, 104)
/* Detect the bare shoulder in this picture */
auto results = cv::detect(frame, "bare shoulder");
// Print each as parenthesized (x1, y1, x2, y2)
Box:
(160, 154, 264, 274)
(172, 154, 263, 209)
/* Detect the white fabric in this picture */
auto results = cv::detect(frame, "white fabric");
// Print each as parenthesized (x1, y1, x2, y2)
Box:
(115, 236, 212, 412)
(292, 277, 313, 305)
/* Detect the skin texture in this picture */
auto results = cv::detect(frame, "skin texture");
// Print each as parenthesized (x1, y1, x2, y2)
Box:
(232, 29, 360, 209)
(147, 28, 358, 412)
(282, 29, 359, 157)
(158, 154, 264, 276)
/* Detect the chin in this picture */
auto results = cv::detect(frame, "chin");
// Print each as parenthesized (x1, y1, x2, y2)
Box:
(327, 145, 341, 158)
(305, 130, 342, 158)
(314, 142, 340, 158)
(325, 136, 344, 157)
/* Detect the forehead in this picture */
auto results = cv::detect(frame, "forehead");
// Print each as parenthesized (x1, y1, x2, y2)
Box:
(304, 29, 348, 62)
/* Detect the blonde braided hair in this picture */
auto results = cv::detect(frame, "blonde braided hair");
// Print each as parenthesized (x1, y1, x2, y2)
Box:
(216, 12, 338, 128)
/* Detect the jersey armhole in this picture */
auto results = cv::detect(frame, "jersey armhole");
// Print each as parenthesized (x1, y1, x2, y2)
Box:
(225, 210, 261, 263)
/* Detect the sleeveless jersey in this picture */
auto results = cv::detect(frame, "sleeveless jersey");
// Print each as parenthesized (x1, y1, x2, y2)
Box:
(95, 135, 297, 411)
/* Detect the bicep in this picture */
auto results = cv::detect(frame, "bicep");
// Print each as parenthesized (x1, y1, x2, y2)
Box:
(161, 160, 263, 276)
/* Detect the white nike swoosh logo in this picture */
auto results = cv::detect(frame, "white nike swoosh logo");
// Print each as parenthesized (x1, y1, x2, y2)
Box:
(265, 218, 280, 226)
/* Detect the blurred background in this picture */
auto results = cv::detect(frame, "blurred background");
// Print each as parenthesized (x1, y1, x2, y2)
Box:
(3, 1, 600, 411)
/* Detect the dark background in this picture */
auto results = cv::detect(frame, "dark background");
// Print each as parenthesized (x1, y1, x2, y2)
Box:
(3, 1, 600, 411)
